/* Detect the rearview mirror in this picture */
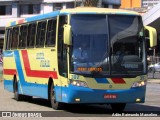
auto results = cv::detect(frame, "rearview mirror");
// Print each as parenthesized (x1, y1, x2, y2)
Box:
(144, 26, 157, 47)
(63, 24, 72, 45)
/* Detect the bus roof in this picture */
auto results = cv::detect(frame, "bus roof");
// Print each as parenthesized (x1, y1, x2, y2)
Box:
(7, 7, 140, 27)
(60, 7, 140, 15)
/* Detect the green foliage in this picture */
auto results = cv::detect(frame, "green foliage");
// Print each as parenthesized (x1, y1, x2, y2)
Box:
(83, 0, 99, 7)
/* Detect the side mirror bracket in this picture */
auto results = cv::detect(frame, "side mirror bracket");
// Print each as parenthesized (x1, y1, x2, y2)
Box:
(63, 24, 72, 46)
(144, 26, 157, 47)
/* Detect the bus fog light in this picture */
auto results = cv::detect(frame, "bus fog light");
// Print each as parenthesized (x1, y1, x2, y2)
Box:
(136, 98, 141, 102)
(70, 80, 88, 87)
(75, 98, 81, 102)
(132, 80, 147, 88)
(72, 81, 77, 86)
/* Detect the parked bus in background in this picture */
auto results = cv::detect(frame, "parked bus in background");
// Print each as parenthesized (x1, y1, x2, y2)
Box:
(3, 7, 157, 112)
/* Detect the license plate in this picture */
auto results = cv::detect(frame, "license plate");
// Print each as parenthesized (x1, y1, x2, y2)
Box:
(104, 94, 117, 99)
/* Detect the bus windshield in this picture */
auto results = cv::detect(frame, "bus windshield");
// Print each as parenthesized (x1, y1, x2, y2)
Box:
(70, 14, 145, 77)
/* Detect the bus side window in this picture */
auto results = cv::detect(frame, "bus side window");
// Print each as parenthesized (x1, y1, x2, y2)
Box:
(19, 25, 28, 49)
(5, 28, 12, 50)
(11, 27, 19, 49)
(8, 28, 13, 50)
(36, 21, 47, 47)
(46, 18, 57, 47)
(27, 23, 36, 48)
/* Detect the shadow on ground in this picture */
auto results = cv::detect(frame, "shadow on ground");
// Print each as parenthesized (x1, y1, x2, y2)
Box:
(11, 97, 160, 117)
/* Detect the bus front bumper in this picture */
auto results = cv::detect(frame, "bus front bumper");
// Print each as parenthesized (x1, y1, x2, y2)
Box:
(59, 85, 146, 104)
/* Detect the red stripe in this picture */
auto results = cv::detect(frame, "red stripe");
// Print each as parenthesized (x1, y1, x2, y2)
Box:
(18, 19, 25, 24)
(3, 69, 17, 75)
(22, 50, 58, 79)
(111, 78, 126, 84)
(26, 70, 58, 79)
(21, 50, 58, 79)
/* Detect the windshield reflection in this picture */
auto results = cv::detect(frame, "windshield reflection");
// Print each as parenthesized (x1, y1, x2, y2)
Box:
(70, 14, 146, 77)
(109, 15, 145, 75)
(71, 14, 109, 75)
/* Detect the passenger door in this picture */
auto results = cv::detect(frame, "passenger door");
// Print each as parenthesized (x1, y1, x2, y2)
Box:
(57, 15, 69, 102)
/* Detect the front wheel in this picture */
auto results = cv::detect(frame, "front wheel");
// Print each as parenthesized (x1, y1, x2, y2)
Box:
(50, 83, 63, 110)
(110, 103, 126, 112)
(13, 78, 23, 101)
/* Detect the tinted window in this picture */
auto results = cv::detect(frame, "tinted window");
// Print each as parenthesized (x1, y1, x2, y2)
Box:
(19, 25, 28, 48)
(5, 28, 12, 50)
(36, 21, 47, 47)
(27, 23, 36, 47)
(46, 19, 57, 47)
(11, 27, 19, 49)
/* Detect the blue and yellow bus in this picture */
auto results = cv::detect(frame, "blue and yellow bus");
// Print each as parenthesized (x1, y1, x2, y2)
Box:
(3, 7, 157, 111)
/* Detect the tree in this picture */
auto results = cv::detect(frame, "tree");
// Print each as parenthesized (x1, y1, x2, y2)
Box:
(81, 0, 99, 7)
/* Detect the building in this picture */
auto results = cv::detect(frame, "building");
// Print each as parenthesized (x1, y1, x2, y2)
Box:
(0, 0, 121, 49)
(120, 0, 160, 11)
(142, 0, 160, 10)
(120, 0, 141, 8)
(120, 0, 149, 15)
(75, 0, 121, 8)
(143, 2, 160, 62)
(0, 0, 77, 49)
(102, 0, 121, 8)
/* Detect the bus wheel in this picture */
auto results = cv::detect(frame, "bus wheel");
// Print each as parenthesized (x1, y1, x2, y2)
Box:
(50, 83, 63, 110)
(110, 103, 126, 112)
(13, 78, 23, 101)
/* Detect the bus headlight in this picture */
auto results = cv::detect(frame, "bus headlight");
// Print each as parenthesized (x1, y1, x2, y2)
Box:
(132, 80, 147, 88)
(70, 80, 88, 87)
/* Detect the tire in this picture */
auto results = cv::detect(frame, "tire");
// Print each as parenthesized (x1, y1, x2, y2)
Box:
(50, 82, 63, 110)
(110, 103, 126, 112)
(13, 78, 23, 101)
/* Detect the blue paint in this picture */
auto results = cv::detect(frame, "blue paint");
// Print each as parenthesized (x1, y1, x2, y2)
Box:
(3, 51, 14, 57)
(4, 79, 48, 99)
(13, 50, 48, 99)
(14, 51, 25, 85)
(26, 11, 60, 23)
(4, 80, 14, 92)
(10, 11, 60, 26)
(28, 83, 48, 99)
(95, 78, 109, 84)
(60, 85, 146, 103)
(59, 12, 69, 15)
(55, 86, 62, 101)
(11, 21, 16, 26)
